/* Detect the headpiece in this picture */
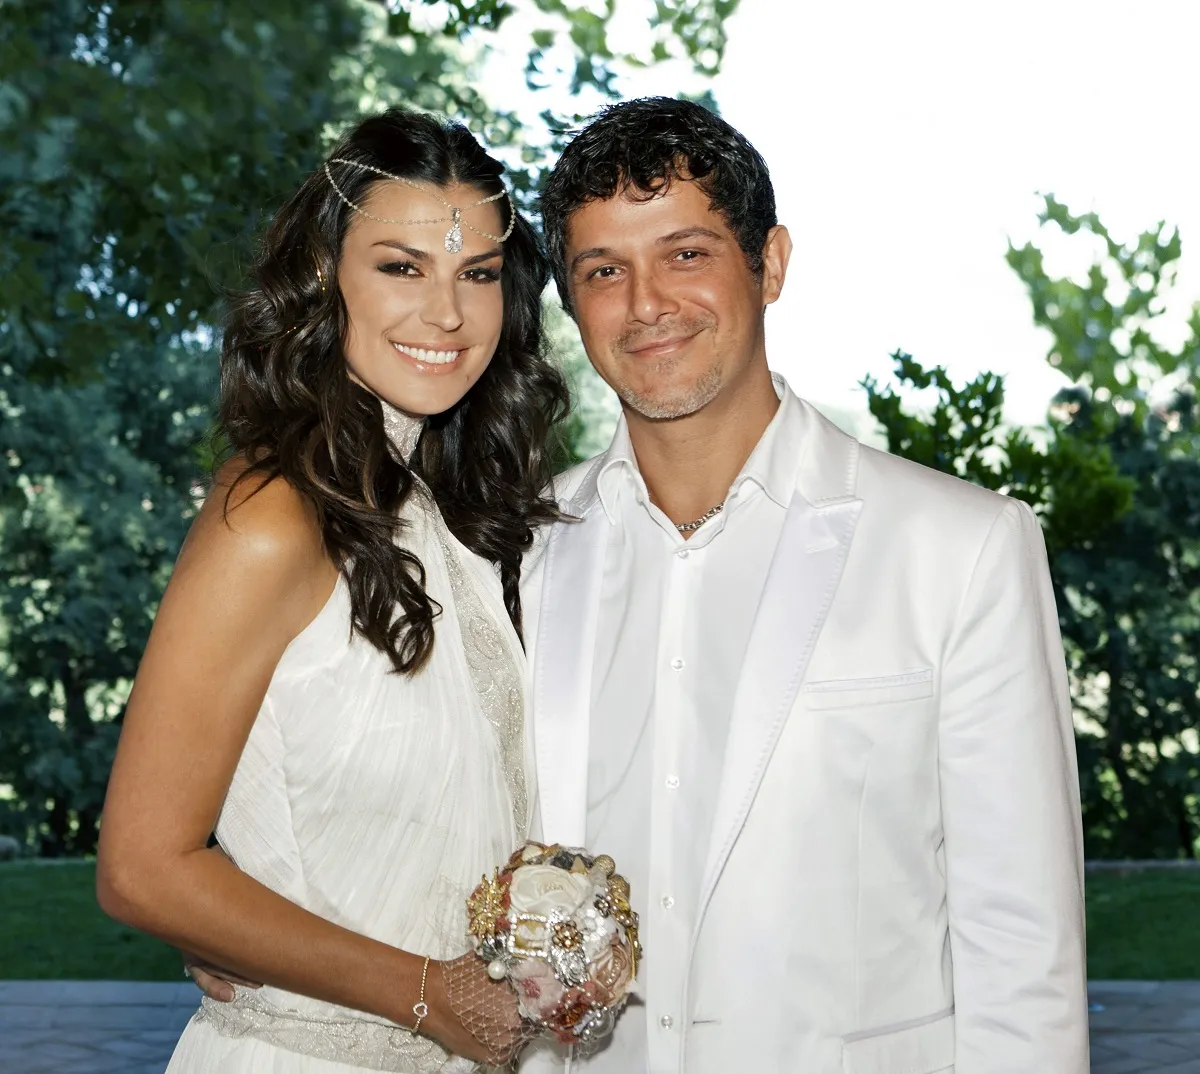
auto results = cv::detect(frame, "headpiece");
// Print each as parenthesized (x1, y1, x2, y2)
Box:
(323, 157, 516, 253)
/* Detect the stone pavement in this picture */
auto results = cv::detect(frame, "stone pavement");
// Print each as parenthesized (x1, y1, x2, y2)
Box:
(0, 981, 196, 1074)
(1, 980, 1198, 1072)
(1089, 981, 1200, 1073)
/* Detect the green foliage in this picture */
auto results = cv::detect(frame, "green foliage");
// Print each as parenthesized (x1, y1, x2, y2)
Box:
(525, 0, 738, 94)
(1, 0, 377, 855)
(866, 196, 1200, 859)
(0, 0, 738, 854)
(544, 300, 620, 468)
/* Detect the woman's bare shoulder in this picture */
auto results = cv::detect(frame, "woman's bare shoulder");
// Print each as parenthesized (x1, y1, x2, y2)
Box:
(186, 457, 332, 584)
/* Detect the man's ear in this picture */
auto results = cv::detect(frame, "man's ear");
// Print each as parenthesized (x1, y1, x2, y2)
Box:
(760, 225, 792, 307)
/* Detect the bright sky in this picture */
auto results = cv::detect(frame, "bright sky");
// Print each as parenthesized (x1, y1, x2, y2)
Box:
(486, 0, 1200, 434)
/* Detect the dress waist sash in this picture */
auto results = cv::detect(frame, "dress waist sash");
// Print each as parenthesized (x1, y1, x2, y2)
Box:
(194, 991, 466, 1072)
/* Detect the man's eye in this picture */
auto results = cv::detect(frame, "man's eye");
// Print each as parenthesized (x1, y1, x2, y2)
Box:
(676, 249, 703, 262)
(589, 265, 619, 280)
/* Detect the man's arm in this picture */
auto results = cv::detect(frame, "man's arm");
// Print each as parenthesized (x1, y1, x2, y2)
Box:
(939, 498, 1089, 1072)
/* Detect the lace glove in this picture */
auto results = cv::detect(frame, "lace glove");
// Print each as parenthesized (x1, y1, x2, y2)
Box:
(440, 952, 535, 1069)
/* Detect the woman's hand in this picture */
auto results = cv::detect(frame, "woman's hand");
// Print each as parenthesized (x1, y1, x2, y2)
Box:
(423, 953, 529, 1066)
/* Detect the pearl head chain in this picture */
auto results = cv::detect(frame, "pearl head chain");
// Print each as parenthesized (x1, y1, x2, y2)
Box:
(324, 158, 515, 253)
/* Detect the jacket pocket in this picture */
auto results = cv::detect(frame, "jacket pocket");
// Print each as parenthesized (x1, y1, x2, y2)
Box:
(841, 1007, 954, 1074)
(803, 668, 934, 711)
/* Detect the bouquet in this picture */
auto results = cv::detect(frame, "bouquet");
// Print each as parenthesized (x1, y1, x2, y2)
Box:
(465, 842, 641, 1045)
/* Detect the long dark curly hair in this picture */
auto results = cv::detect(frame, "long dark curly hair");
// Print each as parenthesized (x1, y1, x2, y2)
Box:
(219, 109, 568, 673)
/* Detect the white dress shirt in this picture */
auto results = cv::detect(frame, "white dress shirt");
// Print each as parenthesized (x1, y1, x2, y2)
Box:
(583, 376, 805, 1073)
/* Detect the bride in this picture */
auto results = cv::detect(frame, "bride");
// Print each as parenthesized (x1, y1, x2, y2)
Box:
(96, 108, 568, 1071)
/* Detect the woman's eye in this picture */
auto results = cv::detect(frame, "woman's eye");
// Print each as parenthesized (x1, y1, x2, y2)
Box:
(463, 267, 502, 283)
(378, 261, 420, 276)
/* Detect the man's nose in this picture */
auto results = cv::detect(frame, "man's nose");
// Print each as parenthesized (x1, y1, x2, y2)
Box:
(627, 268, 679, 325)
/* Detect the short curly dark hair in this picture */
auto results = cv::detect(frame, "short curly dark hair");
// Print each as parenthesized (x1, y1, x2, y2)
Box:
(540, 96, 777, 317)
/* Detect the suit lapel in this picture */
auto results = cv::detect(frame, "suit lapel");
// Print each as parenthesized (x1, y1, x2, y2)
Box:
(696, 481, 863, 922)
(532, 494, 609, 847)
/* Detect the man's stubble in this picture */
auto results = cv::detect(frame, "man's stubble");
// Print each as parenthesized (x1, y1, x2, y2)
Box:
(607, 317, 722, 422)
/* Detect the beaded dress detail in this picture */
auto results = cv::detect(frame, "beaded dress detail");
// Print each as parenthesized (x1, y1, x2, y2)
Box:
(167, 401, 530, 1074)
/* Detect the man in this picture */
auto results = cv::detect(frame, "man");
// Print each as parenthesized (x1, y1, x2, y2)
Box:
(194, 98, 1089, 1072)
(517, 97, 1088, 1072)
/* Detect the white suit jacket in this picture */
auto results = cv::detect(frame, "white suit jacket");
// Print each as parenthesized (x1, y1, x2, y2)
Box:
(519, 398, 1088, 1074)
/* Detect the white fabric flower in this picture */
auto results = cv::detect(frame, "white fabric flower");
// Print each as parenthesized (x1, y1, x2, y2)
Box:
(508, 864, 593, 919)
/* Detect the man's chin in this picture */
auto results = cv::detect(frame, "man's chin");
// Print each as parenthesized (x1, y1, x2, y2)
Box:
(617, 370, 723, 422)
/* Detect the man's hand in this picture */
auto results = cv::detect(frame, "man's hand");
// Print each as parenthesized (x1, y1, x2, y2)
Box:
(182, 950, 262, 1003)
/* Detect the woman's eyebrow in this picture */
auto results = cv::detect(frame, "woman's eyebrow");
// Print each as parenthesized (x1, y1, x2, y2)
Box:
(373, 240, 428, 259)
(372, 240, 502, 268)
(462, 248, 503, 267)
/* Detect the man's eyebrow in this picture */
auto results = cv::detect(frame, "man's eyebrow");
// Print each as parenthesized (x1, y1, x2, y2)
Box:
(569, 227, 728, 273)
(570, 246, 617, 273)
(657, 226, 726, 245)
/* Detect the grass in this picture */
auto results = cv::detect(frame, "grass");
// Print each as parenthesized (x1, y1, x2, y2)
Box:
(1085, 868, 1200, 979)
(1, 859, 1198, 980)
(0, 859, 179, 980)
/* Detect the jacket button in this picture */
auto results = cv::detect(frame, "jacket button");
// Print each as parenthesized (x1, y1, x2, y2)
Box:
(660, 1014, 674, 1029)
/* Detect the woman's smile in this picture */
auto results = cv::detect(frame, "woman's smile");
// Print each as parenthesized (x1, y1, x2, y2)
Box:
(390, 341, 464, 367)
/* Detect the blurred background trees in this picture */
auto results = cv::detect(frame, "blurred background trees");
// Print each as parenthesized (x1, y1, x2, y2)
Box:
(0, 0, 730, 854)
(2, 2, 1197, 862)
(867, 195, 1200, 858)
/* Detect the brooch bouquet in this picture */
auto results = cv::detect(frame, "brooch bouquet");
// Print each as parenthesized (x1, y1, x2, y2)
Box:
(465, 842, 641, 1045)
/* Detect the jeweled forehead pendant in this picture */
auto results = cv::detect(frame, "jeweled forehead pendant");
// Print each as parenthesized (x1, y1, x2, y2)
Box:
(446, 208, 464, 254)
(323, 158, 514, 252)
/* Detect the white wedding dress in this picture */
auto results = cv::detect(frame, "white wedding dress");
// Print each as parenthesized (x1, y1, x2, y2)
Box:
(166, 410, 531, 1073)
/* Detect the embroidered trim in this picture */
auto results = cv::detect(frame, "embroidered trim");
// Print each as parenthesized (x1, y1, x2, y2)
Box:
(195, 992, 449, 1072)
(436, 522, 528, 842)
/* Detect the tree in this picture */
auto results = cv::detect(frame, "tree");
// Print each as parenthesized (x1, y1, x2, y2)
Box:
(0, 0, 738, 853)
(865, 196, 1200, 858)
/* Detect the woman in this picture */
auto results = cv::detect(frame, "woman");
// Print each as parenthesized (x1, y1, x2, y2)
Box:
(96, 108, 568, 1072)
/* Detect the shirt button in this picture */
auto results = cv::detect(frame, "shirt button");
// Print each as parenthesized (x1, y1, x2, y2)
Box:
(676, 548, 690, 559)
(660, 1015, 674, 1029)
(665, 774, 680, 789)
(661, 894, 675, 909)
(670, 657, 685, 671)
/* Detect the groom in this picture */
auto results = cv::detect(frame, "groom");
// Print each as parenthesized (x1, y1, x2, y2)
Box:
(517, 97, 1089, 1072)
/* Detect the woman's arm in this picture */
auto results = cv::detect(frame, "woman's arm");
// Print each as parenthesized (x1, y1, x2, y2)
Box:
(96, 466, 512, 1061)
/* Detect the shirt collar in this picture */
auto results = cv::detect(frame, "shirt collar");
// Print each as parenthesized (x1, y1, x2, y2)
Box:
(595, 373, 805, 524)
(731, 373, 804, 509)
(596, 416, 643, 525)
